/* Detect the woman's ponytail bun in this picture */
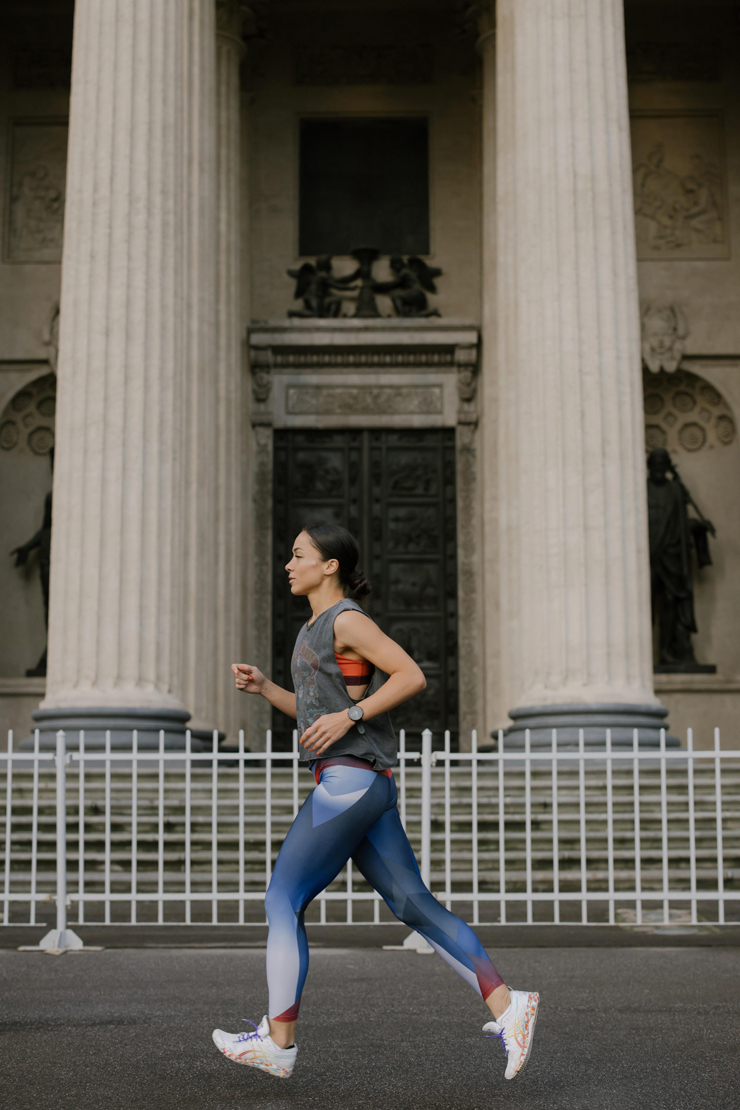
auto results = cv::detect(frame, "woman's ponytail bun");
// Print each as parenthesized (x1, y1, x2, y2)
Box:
(347, 569, 371, 602)
(300, 522, 372, 603)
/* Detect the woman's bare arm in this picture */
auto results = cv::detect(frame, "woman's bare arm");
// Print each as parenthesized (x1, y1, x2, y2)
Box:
(232, 664, 297, 719)
(333, 610, 426, 720)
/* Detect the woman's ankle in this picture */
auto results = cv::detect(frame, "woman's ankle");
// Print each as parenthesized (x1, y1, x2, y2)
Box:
(269, 1018, 296, 1049)
(487, 984, 511, 1021)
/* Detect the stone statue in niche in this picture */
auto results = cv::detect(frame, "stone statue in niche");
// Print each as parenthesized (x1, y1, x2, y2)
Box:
(374, 256, 441, 317)
(642, 303, 688, 374)
(647, 447, 716, 673)
(287, 256, 357, 317)
(10, 450, 53, 677)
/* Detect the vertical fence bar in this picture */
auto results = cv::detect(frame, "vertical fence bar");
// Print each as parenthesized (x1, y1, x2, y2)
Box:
(55, 730, 67, 938)
(77, 731, 85, 925)
(471, 729, 479, 924)
(497, 729, 506, 925)
(659, 728, 669, 924)
(238, 730, 245, 926)
(399, 729, 407, 830)
(444, 730, 451, 911)
(158, 730, 165, 924)
(346, 859, 353, 924)
(524, 729, 533, 925)
(104, 730, 112, 924)
(551, 729, 559, 924)
(632, 729, 642, 926)
(421, 729, 432, 890)
(265, 730, 272, 896)
(578, 729, 587, 924)
(714, 727, 724, 924)
(292, 730, 299, 818)
(131, 730, 138, 925)
(606, 729, 615, 925)
(3, 731, 12, 926)
(184, 730, 191, 925)
(211, 730, 219, 925)
(687, 728, 697, 925)
(29, 729, 40, 925)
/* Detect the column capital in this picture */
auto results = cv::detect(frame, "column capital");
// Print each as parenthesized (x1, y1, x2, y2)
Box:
(471, 1, 496, 53)
(216, 0, 252, 53)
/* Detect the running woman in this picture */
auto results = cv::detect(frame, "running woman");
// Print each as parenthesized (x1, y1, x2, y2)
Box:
(212, 523, 539, 1080)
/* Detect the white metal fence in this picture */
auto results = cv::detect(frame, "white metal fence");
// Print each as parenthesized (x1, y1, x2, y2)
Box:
(2, 727, 739, 933)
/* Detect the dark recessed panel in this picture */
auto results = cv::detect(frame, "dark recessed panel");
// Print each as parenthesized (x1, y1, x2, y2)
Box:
(299, 117, 430, 257)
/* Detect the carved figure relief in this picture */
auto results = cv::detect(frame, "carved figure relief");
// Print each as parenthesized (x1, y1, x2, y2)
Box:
(250, 349, 272, 404)
(287, 257, 357, 317)
(8, 122, 68, 262)
(0, 374, 56, 456)
(631, 114, 727, 259)
(641, 303, 688, 374)
(286, 252, 442, 318)
(643, 368, 736, 455)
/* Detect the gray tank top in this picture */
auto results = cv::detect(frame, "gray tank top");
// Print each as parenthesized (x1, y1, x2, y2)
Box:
(291, 599, 397, 770)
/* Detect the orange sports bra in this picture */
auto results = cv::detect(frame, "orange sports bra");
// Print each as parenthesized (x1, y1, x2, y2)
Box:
(335, 652, 373, 689)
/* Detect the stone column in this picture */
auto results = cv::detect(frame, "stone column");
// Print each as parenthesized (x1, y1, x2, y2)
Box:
(35, 0, 217, 749)
(477, 2, 500, 745)
(492, 0, 667, 745)
(212, 0, 246, 743)
(181, 0, 219, 738)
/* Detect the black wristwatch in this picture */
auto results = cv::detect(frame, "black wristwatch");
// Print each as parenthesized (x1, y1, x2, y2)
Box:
(347, 704, 366, 734)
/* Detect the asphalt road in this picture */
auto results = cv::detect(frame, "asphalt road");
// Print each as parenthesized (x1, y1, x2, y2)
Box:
(1, 945, 737, 1110)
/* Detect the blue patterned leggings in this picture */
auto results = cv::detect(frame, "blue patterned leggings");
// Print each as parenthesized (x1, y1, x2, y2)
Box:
(264, 760, 504, 1022)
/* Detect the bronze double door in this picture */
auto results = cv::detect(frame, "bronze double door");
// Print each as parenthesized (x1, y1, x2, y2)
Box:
(271, 428, 459, 749)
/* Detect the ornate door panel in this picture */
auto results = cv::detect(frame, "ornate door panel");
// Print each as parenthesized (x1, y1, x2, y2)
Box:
(272, 429, 458, 748)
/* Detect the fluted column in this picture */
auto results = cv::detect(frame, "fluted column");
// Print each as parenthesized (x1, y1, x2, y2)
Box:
(181, 0, 219, 736)
(212, 0, 246, 741)
(493, 0, 666, 744)
(36, 0, 217, 749)
(477, 2, 500, 744)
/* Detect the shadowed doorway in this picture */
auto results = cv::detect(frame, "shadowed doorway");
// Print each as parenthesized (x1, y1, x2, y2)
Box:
(272, 429, 458, 749)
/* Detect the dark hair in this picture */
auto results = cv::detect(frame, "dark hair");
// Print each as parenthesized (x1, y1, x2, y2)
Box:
(300, 522, 371, 602)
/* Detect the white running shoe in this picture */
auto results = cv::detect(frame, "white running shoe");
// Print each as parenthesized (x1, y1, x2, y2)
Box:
(482, 989, 539, 1080)
(212, 1015, 297, 1078)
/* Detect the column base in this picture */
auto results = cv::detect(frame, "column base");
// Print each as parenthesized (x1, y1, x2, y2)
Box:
(500, 703, 679, 749)
(22, 707, 210, 751)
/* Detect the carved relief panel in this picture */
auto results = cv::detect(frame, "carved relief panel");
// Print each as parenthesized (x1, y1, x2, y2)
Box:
(7, 121, 68, 262)
(631, 112, 728, 260)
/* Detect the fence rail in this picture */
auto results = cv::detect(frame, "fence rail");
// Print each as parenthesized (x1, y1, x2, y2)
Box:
(2, 727, 739, 936)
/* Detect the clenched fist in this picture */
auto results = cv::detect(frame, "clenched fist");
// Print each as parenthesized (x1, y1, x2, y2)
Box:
(232, 663, 266, 695)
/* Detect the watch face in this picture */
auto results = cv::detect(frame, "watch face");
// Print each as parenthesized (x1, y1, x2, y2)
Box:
(348, 705, 363, 722)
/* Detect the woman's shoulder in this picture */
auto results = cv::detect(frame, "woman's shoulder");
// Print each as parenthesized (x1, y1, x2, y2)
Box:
(333, 605, 376, 644)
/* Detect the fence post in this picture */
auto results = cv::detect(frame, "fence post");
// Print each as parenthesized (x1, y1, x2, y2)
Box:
(36, 731, 84, 953)
(420, 729, 432, 888)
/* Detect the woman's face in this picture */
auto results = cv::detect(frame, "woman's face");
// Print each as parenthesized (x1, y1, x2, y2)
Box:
(285, 532, 337, 595)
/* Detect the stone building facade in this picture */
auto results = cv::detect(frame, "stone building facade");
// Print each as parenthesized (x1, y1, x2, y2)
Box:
(0, 0, 738, 750)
